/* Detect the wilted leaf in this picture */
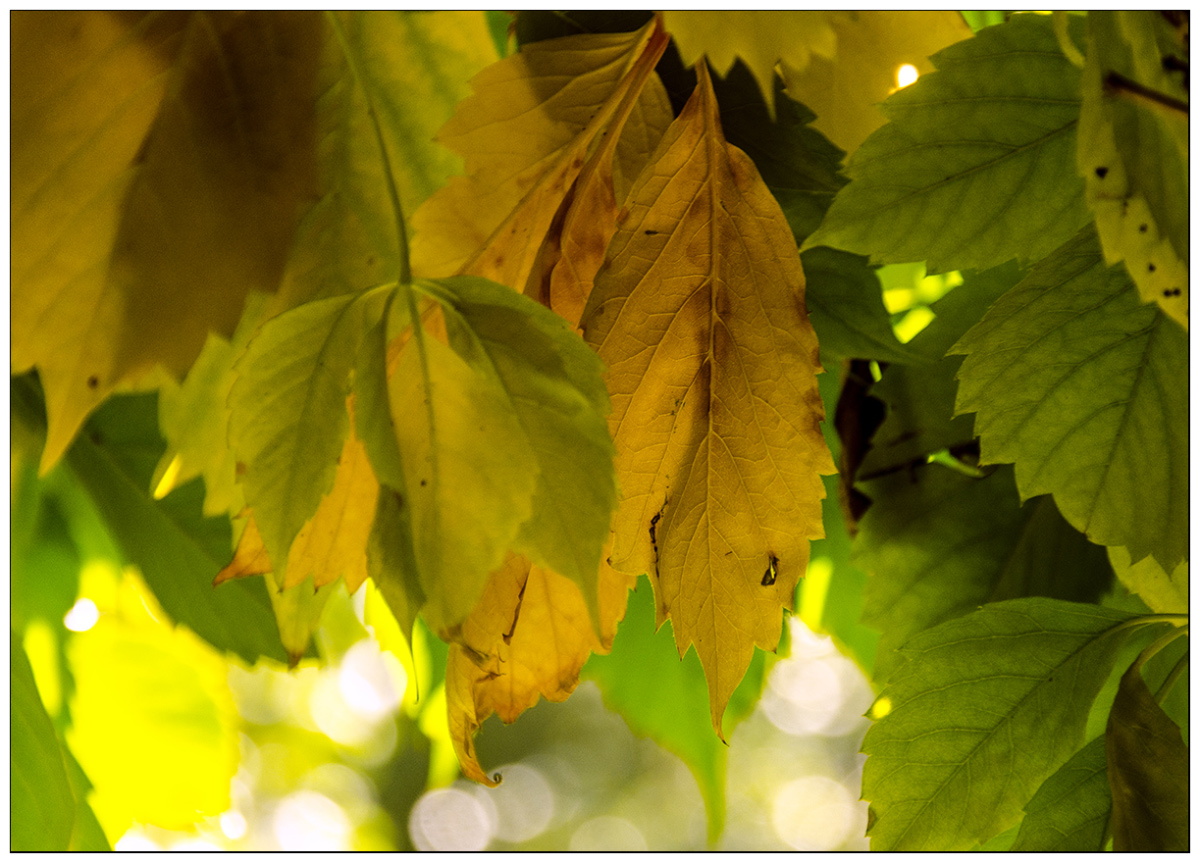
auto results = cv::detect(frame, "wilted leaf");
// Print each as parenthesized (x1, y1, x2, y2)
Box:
(663, 11, 845, 117)
(410, 19, 669, 289)
(12, 631, 76, 851)
(1011, 736, 1110, 852)
(856, 465, 1112, 682)
(12, 12, 322, 471)
(1077, 11, 1189, 328)
(581, 64, 835, 731)
(1107, 650, 1189, 852)
(951, 227, 1188, 571)
(805, 13, 1091, 273)
(781, 11, 973, 155)
(1107, 546, 1188, 615)
(447, 552, 635, 785)
(862, 598, 1170, 850)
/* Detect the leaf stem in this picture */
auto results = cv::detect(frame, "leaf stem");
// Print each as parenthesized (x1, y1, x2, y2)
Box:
(325, 11, 413, 286)
(1154, 650, 1189, 706)
(1104, 71, 1190, 117)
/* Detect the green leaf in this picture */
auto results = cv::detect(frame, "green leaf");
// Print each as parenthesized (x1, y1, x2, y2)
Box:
(353, 288, 410, 492)
(12, 630, 76, 851)
(1107, 651, 1189, 852)
(1077, 11, 1189, 328)
(861, 597, 1169, 850)
(433, 275, 617, 623)
(1107, 546, 1188, 615)
(805, 13, 1091, 273)
(855, 261, 1022, 480)
(1011, 735, 1110, 851)
(951, 227, 1188, 571)
(367, 486, 425, 652)
(804, 248, 914, 366)
(583, 578, 766, 845)
(60, 390, 291, 666)
(229, 288, 387, 586)
(62, 744, 112, 851)
(856, 465, 1112, 683)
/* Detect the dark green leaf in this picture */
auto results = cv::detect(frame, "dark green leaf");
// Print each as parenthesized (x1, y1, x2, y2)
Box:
(1107, 650, 1189, 852)
(1012, 735, 1110, 851)
(952, 227, 1188, 570)
(804, 248, 914, 365)
(862, 598, 1169, 850)
(856, 465, 1112, 682)
(805, 13, 1090, 272)
(11, 630, 75, 851)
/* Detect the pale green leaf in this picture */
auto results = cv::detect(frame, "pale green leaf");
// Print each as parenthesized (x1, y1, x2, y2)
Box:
(805, 13, 1091, 273)
(268, 575, 340, 667)
(1011, 736, 1110, 851)
(862, 598, 1169, 850)
(389, 318, 538, 637)
(229, 288, 387, 587)
(433, 276, 617, 619)
(1107, 651, 1189, 852)
(856, 465, 1112, 682)
(1077, 11, 1188, 328)
(951, 227, 1188, 570)
(1107, 546, 1188, 615)
(12, 631, 76, 851)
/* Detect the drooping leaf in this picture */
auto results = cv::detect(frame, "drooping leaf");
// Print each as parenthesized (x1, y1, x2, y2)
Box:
(662, 10, 846, 117)
(1011, 736, 1110, 852)
(581, 64, 836, 731)
(805, 13, 1091, 273)
(432, 276, 617, 623)
(951, 227, 1189, 571)
(583, 578, 768, 844)
(12, 630, 76, 851)
(862, 598, 1171, 850)
(12, 12, 322, 471)
(228, 288, 388, 589)
(48, 388, 289, 667)
(446, 552, 635, 786)
(1077, 11, 1189, 328)
(364, 488, 425, 702)
(1107, 649, 1190, 852)
(410, 19, 670, 289)
(781, 11, 973, 156)
(856, 465, 1112, 682)
(1107, 546, 1188, 615)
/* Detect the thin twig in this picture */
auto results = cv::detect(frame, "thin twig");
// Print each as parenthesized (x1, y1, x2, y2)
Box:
(1104, 71, 1190, 116)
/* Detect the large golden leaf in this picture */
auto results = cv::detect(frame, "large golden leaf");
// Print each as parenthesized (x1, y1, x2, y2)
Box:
(446, 552, 636, 785)
(580, 64, 836, 732)
(12, 12, 321, 471)
(409, 19, 671, 291)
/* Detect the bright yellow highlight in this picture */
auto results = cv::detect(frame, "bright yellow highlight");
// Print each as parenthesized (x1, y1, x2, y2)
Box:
(871, 696, 893, 720)
(23, 620, 62, 718)
(152, 453, 182, 500)
(896, 64, 919, 88)
(799, 557, 834, 632)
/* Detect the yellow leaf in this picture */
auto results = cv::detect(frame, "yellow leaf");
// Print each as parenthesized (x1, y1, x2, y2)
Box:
(581, 64, 836, 733)
(410, 19, 671, 291)
(662, 10, 846, 116)
(12, 12, 323, 471)
(781, 11, 973, 155)
(447, 551, 636, 785)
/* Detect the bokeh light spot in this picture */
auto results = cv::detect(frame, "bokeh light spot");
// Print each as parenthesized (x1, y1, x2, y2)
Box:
(64, 597, 100, 632)
(409, 787, 494, 851)
(569, 816, 647, 851)
(772, 775, 859, 850)
(272, 790, 351, 851)
(338, 640, 402, 721)
(481, 763, 555, 843)
(896, 63, 919, 88)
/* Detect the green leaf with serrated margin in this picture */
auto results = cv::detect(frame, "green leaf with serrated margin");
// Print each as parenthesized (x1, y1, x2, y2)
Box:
(1011, 735, 1110, 851)
(856, 465, 1111, 683)
(805, 13, 1090, 273)
(1077, 11, 1188, 328)
(12, 630, 75, 851)
(1107, 650, 1189, 852)
(583, 578, 766, 845)
(951, 226, 1188, 571)
(229, 288, 388, 588)
(862, 597, 1170, 850)
(434, 275, 617, 626)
